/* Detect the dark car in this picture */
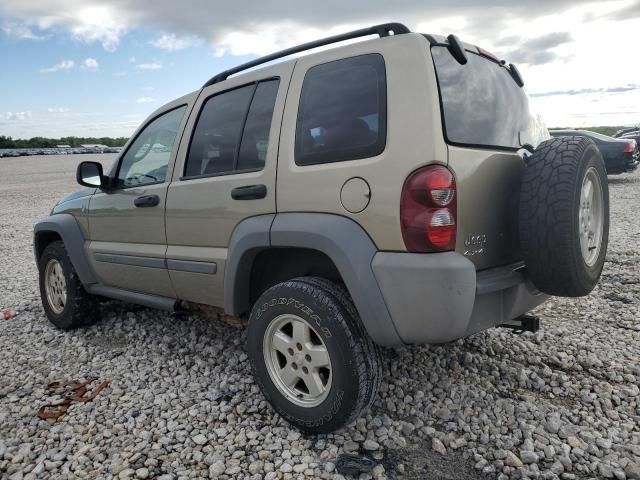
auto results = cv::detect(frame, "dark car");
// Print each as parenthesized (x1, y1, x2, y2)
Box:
(614, 126, 639, 138)
(550, 129, 639, 174)
(616, 130, 640, 148)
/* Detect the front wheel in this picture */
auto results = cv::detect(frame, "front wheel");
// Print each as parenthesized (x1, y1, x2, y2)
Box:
(247, 277, 381, 434)
(38, 241, 100, 329)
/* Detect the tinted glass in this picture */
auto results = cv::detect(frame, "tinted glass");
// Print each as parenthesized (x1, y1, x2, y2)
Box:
(295, 54, 386, 166)
(431, 46, 532, 149)
(237, 80, 280, 171)
(184, 85, 254, 177)
(117, 106, 186, 187)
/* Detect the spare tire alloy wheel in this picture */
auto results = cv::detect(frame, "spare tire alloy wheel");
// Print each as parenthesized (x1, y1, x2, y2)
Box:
(247, 277, 381, 434)
(579, 167, 604, 267)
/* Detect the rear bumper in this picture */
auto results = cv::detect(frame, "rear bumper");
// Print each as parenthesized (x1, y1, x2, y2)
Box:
(371, 251, 548, 344)
(607, 152, 639, 174)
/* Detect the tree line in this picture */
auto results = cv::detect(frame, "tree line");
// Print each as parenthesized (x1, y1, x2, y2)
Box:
(0, 136, 129, 149)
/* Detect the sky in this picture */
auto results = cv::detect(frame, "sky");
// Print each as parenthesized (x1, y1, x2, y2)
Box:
(1, 0, 639, 139)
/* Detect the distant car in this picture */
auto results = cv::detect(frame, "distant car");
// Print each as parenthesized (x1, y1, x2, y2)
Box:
(617, 130, 640, 148)
(614, 126, 639, 138)
(550, 130, 639, 174)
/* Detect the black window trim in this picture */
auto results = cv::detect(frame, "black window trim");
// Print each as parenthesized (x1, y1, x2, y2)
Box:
(113, 103, 188, 190)
(180, 76, 280, 181)
(294, 53, 388, 167)
(430, 44, 527, 153)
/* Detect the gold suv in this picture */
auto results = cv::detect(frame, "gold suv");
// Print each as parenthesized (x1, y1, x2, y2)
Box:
(34, 23, 609, 433)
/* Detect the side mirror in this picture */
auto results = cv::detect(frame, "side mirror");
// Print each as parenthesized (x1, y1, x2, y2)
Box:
(76, 161, 107, 189)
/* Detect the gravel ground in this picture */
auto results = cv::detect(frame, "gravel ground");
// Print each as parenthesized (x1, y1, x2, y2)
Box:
(0, 154, 639, 480)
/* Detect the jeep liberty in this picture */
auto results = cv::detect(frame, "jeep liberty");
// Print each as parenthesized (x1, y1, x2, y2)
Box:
(34, 23, 610, 433)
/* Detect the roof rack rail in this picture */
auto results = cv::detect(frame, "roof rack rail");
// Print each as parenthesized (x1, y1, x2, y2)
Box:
(202, 22, 410, 88)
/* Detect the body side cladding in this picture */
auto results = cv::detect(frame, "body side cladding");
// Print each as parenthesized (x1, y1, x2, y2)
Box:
(93, 253, 217, 274)
(269, 213, 402, 347)
(224, 213, 403, 346)
(224, 214, 276, 315)
(34, 213, 97, 285)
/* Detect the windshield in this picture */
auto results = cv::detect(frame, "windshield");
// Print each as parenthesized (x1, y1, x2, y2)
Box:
(431, 46, 539, 150)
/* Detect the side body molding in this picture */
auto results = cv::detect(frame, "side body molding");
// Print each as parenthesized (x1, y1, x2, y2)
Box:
(33, 213, 97, 285)
(270, 213, 402, 347)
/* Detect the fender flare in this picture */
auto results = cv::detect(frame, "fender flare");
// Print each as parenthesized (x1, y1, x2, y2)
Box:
(33, 214, 97, 285)
(224, 214, 274, 316)
(224, 213, 403, 347)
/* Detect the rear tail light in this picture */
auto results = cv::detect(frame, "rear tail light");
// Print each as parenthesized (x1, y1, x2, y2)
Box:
(400, 165, 457, 252)
(623, 140, 636, 153)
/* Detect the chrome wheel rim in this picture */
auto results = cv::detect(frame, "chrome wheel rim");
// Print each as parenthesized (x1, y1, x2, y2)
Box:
(44, 259, 67, 314)
(579, 167, 604, 267)
(263, 314, 332, 408)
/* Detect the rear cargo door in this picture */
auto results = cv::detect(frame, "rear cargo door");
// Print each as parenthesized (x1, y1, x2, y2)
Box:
(430, 44, 549, 270)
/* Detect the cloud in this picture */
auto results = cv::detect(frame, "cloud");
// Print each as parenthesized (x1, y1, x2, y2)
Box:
(497, 32, 573, 65)
(1, 21, 43, 40)
(531, 84, 640, 97)
(137, 62, 162, 70)
(3, 111, 32, 121)
(69, 6, 126, 51)
(0, 0, 630, 55)
(605, 0, 640, 20)
(136, 97, 155, 103)
(40, 59, 75, 73)
(521, 31, 573, 50)
(81, 57, 99, 70)
(47, 107, 70, 113)
(149, 33, 197, 51)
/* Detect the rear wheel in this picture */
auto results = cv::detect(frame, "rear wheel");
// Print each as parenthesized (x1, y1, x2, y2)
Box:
(38, 241, 101, 329)
(247, 277, 381, 434)
(519, 136, 609, 296)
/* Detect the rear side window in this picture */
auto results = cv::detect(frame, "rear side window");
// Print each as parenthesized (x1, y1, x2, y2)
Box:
(184, 79, 279, 178)
(237, 80, 279, 171)
(431, 46, 532, 150)
(295, 54, 387, 166)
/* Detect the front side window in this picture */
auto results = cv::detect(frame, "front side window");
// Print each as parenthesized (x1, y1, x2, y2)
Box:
(295, 54, 387, 166)
(184, 79, 280, 178)
(431, 46, 533, 149)
(117, 106, 186, 187)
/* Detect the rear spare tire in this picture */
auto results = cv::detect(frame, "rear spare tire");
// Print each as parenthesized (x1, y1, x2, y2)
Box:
(519, 136, 609, 297)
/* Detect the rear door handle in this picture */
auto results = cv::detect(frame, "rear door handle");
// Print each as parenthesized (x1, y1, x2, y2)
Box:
(134, 194, 160, 208)
(231, 184, 267, 200)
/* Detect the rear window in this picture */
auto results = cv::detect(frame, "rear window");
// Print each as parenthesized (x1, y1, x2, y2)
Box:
(431, 46, 532, 150)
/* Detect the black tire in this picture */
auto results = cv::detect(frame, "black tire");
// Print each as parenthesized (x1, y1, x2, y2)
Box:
(297, 277, 384, 412)
(247, 277, 382, 434)
(38, 240, 101, 329)
(519, 136, 609, 297)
